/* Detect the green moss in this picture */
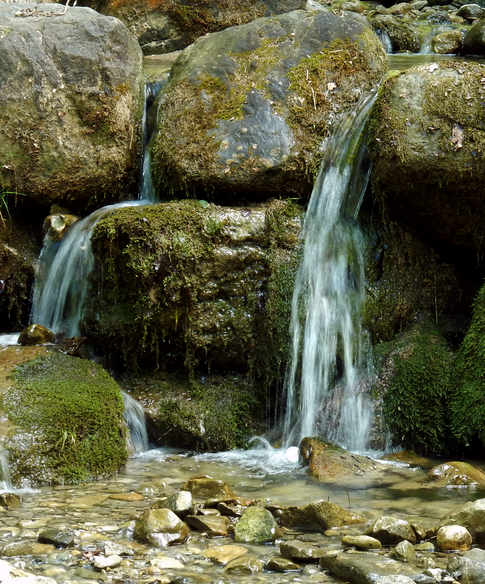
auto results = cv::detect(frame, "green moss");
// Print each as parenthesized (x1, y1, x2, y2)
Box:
(450, 282, 485, 452)
(382, 325, 454, 455)
(4, 352, 127, 485)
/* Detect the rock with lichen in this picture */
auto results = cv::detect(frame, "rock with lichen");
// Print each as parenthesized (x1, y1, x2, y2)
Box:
(0, 4, 143, 213)
(150, 8, 386, 202)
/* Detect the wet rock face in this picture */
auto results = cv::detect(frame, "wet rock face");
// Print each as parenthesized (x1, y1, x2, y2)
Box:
(0, 4, 143, 213)
(150, 9, 386, 202)
(369, 61, 485, 266)
(464, 18, 485, 53)
(103, 0, 307, 55)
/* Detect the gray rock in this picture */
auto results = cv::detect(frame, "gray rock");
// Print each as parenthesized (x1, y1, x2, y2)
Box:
(457, 4, 485, 19)
(93, 554, 122, 569)
(448, 548, 485, 584)
(443, 498, 485, 543)
(234, 506, 277, 544)
(38, 528, 75, 548)
(165, 490, 193, 517)
(368, 516, 417, 545)
(0, 4, 143, 212)
(393, 540, 416, 562)
(280, 540, 327, 562)
(134, 508, 190, 547)
(185, 514, 229, 537)
(265, 556, 301, 571)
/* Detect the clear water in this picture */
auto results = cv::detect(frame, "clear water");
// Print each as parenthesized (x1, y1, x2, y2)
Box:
(282, 95, 377, 452)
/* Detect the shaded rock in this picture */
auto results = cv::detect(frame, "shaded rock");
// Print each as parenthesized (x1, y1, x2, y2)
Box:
(369, 61, 485, 264)
(234, 506, 277, 544)
(299, 437, 381, 482)
(265, 556, 301, 571)
(427, 462, 485, 486)
(185, 476, 235, 501)
(320, 550, 422, 583)
(42, 214, 78, 242)
(38, 528, 75, 548)
(280, 540, 327, 562)
(342, 535, 382, 550)
(368, 516, 416, 545)
(436, 525, 472, 551)
(224, 555, 264, 574)
(151, 9, 386, 202)
(18, 324, 55, 346)
(415, 542, 435, 552)
(0, 4, 143, 213)
(134, 509, 190, 547)
(457, 4, 485, 19)
(217, 501, 245, 517)
(103, 0, 307, 55)
(279, 500, 364, 531)
(431, 30, 463, 53)
(448, 548, 485, 584)
(371, 14, 421, 52)
(411, 518, 439, 541)
(393, 540, 416, 563)
(204, 544, 248, 565)
(185, 514, 229, 537)
(443, 498, 485, 543)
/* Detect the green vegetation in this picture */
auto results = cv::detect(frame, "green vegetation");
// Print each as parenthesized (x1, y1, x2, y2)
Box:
(382, 325, 454, 455)
(4, 352, 127, 485)
(450, 282, 485, 452)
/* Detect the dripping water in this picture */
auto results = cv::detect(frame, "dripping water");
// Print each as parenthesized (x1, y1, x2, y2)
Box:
(122, 391, 149, 454)
(282, 93, 377, 453)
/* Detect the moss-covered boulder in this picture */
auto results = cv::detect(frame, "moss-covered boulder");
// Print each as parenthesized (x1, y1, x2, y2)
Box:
(234, 506, 277, 544)
(2, 351, 127, 486)
(103, 0, 306, 55)
(377, 324, 454, 455)
(463, 18, 485, 54)
(151, 9, 386, 201)
(279, 500, 364, 531)
(449, 282, 485, 453)
(369, 62, 485, 266)
(371, 14, 422, 52)
(84, 199, 300, 377)
(0, 4, 143, 213)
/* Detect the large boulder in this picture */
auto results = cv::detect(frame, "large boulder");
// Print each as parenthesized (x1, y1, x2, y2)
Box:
(103, 0, 307, 55)
(369, 61, 485, 267)
(463, 18, 485, 54)
(1, 350, 127, 486)
(0, 4, 143, 213)
(84, 199, 301, 375)
(443, 498, 485, 544)
(151, 9, 386, 202)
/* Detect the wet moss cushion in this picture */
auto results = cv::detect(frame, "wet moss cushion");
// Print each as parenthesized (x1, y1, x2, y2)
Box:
(4, 352, 127, 486)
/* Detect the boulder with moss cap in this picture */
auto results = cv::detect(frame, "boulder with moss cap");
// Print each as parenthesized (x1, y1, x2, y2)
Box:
(150, 8, 386, 202)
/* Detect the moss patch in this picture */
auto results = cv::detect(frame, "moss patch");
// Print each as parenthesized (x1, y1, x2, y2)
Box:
(3, 352, 127, 486)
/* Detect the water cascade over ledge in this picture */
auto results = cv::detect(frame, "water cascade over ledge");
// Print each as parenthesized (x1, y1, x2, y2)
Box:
(282, 94, 377, 453)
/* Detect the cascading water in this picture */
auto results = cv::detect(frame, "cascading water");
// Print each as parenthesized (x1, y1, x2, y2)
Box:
(282, 94, 377, 453)
(122, 391, 149, 454)
(0, 449, 11, 491)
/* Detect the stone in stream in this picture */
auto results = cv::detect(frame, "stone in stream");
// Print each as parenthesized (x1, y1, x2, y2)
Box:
(134, 509, 190, 547)
(393, 540, 416, 563)
(234, 506, 277, 544)
(224, 555, 264, 575)
(164, 490, 193, 517)
(342, 535, 382, 550)
(0, 3, 143, 213)
(367, 516, 417, 545)
(185, 514, 229, 537)
(279, 500, 364, 531)
(442, 498, 485, 543)
(18, 324, 55, 346)
(93, 554, 122, 570)
(0, 559, 57, 584)
(204, 544, 248, 566)
(149, 557, 184, 571)
(265, 556, 301, 572)
(38, 528, 75, 548)
(185, 476, 235, 501)
(463, 18, 485, 54)
(431, 30, 463, 54)
(0, 541, 55, 557)
(427, 461, 485, 487)
(436, 525, 472, 551)
(448, 547, 485, 584)
(0, 493, 21, 510)
(280, 540, 327, 562)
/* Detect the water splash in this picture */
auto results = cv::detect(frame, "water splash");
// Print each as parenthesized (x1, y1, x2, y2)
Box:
(282, 94, 377, 452)
(0, 333, 20, 346)
(122, 391, 149, 454)
(376, 29, 393, 53)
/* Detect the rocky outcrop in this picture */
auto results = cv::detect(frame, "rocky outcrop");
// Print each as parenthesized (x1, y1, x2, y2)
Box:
(463, 18, 485, 53)
(369, 62, 485, 268)
(0, 4, 144, 213)
(103, 0, 307, 55)
(151, 9, 386, 202)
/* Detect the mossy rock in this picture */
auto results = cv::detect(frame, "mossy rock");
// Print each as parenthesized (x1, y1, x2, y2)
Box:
(151, 9, 386, 202)
(0, 5, 144, 213)
(103, 0, 306, 55)
(371, 14, 422, 52)
(368, 61, 485, 268)
(121, 371, 262, 451)
(463, 18, 485, 54)
(449, 281, 485, 453)
(378, 324, 454, 455)
(84, 199, 300, 383)
(2, 352, 127, 486)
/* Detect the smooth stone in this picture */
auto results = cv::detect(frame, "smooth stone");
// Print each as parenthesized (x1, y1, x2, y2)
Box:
(393, 540, 417, 563)
(411, 519, 438, 541)
(109, 492, 144, 502)
(280, 540, 327, 562)
(265, 556, 301, 572)
(204, 544, 248, 566)
(38, 528, 75, 548)
(436, 525, 472, 551)
(234, 506, 277, 544)
(368, 516, 417, 545)
(93, 554, 122, 569)
(185, 514, 229, 537)
(342, 535, 382, 550)
(224, 555, 264, 575)
(165, 490, 193, 516)
(184, 476, 235, 500)
(134, 508, 190, 547)
(150, 557, 184, 570)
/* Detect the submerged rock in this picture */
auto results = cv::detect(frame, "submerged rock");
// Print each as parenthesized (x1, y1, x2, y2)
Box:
(151, 8, 386, 201)
(134, 508, 190, 547)
(204, 544, 248, 566)
(0, 4, 143, 213)
(234, 506, 277, 544)
(279, 500, 364, 531)
(427, 461, 485, 486)
(185, 476, 235, 501)
(280, 540, 327, 562)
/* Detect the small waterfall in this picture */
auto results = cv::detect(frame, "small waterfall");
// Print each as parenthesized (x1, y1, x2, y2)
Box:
(122, 391, 149, 454)
(282, 94, 377, 452)
(0, 449, 11, 491)
(376, 29, 393, 54)
(31, 81, 165, 336)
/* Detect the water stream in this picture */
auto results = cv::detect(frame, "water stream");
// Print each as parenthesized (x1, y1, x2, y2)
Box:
(282, 94, 377, 452)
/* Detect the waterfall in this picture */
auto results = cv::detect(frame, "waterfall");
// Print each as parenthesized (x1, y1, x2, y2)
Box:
(122, 391, 149, 454)
(282, 94, 377, 452)
(376, 29, 393, 54)
(0, 449, 11, 491)
(31, 81, 164, 337)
